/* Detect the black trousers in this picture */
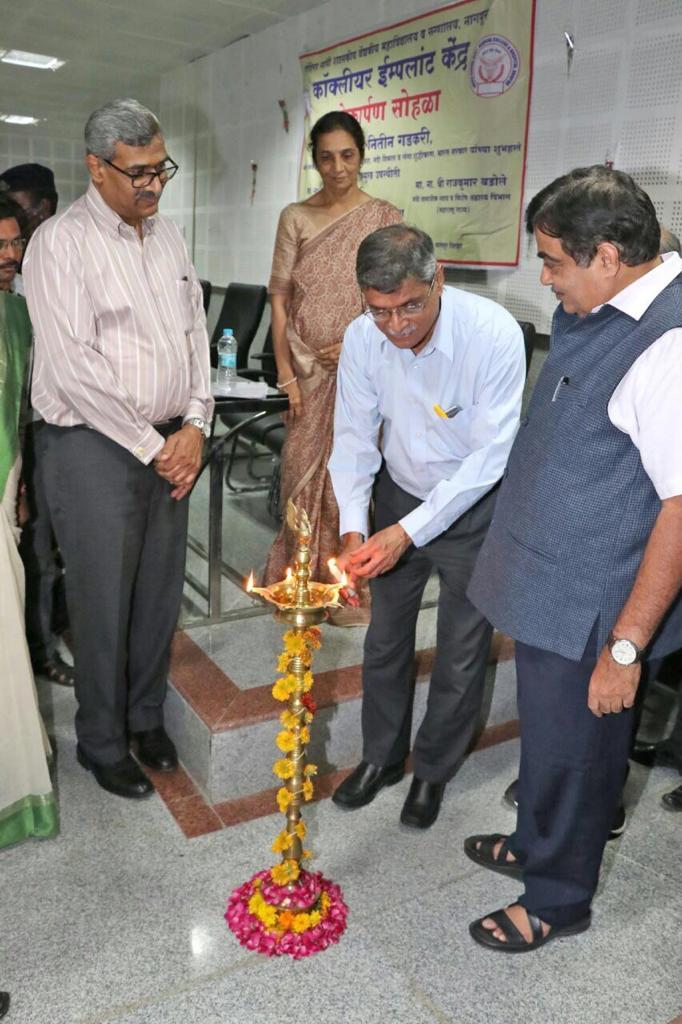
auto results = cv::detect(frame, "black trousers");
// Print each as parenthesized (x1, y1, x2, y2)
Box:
(508, 625, 636, 928)
(362, 470, 495, 782)
(42, 423, 188, 764)
(19, 420, 60, 665)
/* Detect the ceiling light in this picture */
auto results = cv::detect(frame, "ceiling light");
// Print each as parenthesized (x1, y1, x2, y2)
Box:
(0, 49, 65, 71)
(0, 114, 41, 125)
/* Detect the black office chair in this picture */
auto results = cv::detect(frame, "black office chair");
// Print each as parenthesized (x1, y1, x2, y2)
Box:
(199, 279, 212, 316)
(516, 320, 537, 375)
(210, 283, 267, 368)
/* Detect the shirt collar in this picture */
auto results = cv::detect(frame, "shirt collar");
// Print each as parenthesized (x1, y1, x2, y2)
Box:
(85, 181, 156, 240)
(594, 251, 682, 320)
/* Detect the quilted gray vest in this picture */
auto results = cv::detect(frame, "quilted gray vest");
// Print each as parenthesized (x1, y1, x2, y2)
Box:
(468, 273, 682, 661)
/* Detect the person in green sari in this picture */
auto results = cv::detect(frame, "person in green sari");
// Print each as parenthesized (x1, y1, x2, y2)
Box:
(0, 198, 58, 850)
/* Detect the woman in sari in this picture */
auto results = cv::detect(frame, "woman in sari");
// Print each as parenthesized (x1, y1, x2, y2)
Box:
(263, 111, 401, 604)
(0, 267, 59, 851)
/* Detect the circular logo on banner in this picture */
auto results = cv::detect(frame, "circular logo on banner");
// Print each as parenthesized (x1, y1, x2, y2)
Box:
(469, 35, 520, 97)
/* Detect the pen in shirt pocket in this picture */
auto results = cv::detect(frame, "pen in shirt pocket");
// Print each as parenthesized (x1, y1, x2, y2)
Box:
(551, 375, 570, 402)
(433, 403, 462, 419)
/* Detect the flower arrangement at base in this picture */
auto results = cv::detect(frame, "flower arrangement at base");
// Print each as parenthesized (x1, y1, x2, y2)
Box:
(225, 868, 348, 958)
(226, 536, 348, 960)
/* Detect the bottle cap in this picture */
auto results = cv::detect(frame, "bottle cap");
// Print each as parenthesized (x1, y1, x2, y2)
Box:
(223, 328, 233, 336)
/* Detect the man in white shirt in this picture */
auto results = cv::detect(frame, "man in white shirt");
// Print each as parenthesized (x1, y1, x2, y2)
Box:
(329, 224, 525, 828)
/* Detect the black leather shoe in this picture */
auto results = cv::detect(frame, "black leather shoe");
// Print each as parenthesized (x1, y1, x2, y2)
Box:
(662, 782, 682, 811)
(332, 760, 404, 809)
(132, 727, 178, 772)
(0, 991, 9, 1019)
(77, 745, 154, 799)
(400, 777, 445, 829)
(631, 740, 682, 771)
(503, 778, 519, 809)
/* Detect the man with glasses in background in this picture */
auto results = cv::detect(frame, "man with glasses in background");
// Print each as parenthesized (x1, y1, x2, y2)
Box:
(23, 98, 213, 800)
(329, 224, 525, 828)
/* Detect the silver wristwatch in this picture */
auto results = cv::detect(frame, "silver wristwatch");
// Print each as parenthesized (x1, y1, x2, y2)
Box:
(606, 632, 643, 666)
(185, 417, 211, 439)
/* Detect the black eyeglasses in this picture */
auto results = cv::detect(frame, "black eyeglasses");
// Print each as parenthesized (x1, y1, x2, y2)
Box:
(364, 274, 437, 323)
(102, 157, 179, 188)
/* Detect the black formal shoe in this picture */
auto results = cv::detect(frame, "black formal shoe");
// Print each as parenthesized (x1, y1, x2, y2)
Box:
(400, 777, 445, 829)
(0, 991, 9, 1019)
(503, 778, 519, 809)
(131, 727, 178, 772)
(631, 741, 682, 772)
(77, 745, 154, 799)
(503, 778, 625, 840)
(332, 760, 404, 809)
(662, 782, 682, 811)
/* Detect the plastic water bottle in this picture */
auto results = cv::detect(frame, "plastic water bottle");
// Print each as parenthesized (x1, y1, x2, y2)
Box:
(217, 328, 238, 388)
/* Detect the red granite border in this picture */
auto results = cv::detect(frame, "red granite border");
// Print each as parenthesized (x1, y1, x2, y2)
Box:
(168, 629, 514, 732)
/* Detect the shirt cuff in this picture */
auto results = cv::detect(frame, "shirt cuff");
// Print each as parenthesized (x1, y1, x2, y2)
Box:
(131, 423, 166, 465)
(399, 504, 442, 548)
(339, 505, 370, 539)
(184, 396, 215, 423)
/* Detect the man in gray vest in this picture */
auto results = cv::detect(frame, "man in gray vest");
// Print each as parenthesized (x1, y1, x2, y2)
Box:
(465, 166, 682, 951)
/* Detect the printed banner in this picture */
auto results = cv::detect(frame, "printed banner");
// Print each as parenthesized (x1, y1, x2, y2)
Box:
(299, 0, 535, 266)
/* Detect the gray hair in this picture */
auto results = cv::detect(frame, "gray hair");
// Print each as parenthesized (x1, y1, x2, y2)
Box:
(659, 226, 682, 256)
(356, 224, 437, 292)
(84, 98, 162, 160)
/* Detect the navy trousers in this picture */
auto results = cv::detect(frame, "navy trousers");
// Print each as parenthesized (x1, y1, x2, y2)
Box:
(507, 625, 636, 928)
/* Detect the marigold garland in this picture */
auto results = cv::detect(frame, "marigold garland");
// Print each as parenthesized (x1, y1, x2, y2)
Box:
(226, 623, 347, 958)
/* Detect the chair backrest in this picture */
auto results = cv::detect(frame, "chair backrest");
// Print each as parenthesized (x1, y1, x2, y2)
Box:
(516, 320, 537, 376)
(210, 283, 267, 367)
(199, 279, 212, 316)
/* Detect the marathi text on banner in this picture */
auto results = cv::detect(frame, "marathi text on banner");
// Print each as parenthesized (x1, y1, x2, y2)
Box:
(299, 0, 535, 266)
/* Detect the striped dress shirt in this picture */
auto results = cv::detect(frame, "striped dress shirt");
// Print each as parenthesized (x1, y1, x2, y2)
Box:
(23, 182, 213, 464)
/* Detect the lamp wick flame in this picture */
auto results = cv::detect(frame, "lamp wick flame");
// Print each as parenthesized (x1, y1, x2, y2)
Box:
(246, 571, 254, 593)
(327, 557, 344, 585)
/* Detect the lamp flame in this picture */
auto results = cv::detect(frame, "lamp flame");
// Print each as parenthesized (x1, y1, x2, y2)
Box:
(246, 571, 254, 593)
(327, 557, 343, 584)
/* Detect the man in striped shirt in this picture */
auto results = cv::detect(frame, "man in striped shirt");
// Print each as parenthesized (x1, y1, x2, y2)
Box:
(23, 98, 214, 800)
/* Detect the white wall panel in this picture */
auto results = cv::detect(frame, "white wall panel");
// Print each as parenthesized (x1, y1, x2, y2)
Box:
(160, 0, 682, 332)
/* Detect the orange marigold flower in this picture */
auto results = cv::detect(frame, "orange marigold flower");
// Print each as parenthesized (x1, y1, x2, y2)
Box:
(272, 679, 291, 701)
(294, 821, 306, 839)
(292, 913, 311, 933)
(278, 910, 296, 931)
(304, 763, 318, 777)
(283, 632, 307, 656)
(302, 779, 314, 801)
(302, 671, 314, 693)
(279, 710, 298, 729)
(304, 627, 322, 648)
(299, 726, 310, 745)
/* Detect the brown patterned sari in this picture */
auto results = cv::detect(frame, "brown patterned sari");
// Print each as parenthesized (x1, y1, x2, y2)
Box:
(262, 197, 401, 585)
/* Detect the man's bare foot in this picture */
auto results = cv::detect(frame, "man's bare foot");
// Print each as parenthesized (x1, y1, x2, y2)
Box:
(480, 904, 551, 943)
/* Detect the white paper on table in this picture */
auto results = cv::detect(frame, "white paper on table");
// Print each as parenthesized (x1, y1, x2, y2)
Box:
(212, 375, 270, 399)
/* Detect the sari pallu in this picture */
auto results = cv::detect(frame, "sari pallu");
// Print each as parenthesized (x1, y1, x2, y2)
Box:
(263, 198, 401, 585)
(0, 291, 58, 850)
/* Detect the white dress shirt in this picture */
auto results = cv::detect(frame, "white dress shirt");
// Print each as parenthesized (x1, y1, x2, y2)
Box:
(607, 251, 682, 499)
(23, 183, 213, 464)
(329, 285, 526, 547)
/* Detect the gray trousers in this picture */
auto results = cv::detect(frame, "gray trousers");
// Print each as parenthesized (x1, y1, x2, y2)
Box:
(362, 470, 495, 782)
(42, 423, 188, 764)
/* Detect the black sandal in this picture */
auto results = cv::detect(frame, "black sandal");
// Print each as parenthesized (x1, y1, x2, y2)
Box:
(0, 991, 9, 1019)
(469, 905, 591, 953)
(463, 833, 523, 879)
(36, 654, 74, 687)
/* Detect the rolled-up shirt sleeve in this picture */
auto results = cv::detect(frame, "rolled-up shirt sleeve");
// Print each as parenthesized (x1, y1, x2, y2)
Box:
(24, 228, 167, 463)
(329, 328, 383, 538)
(400, 323, 525, 547)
